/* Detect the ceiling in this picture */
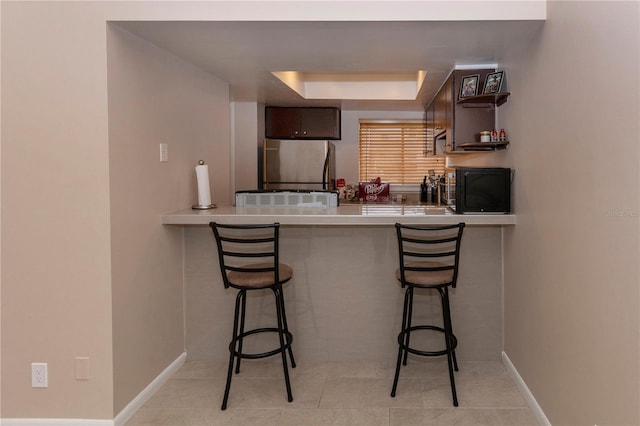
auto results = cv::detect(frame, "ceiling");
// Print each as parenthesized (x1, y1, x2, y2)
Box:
(115, 20, 544, 111)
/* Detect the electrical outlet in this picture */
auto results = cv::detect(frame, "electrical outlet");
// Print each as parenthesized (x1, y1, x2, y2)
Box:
(32, 363, 48, 388)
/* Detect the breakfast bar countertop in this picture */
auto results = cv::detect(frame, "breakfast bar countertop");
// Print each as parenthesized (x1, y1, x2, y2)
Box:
(162, 204, 516, 226)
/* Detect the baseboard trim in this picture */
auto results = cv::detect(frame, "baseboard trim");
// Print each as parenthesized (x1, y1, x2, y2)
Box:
(1, 420, 113, 426)
(501, 351, 552, 426)
(113, 351, 187, 426)
(2, 352, 186, 426)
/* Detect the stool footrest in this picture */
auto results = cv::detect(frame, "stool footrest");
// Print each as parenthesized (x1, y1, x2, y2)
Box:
(397, 325, 457, 357)
(229, 327, 294, 360)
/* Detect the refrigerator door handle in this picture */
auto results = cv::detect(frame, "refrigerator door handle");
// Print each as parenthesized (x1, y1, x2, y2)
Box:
(322, 145, 331, 190)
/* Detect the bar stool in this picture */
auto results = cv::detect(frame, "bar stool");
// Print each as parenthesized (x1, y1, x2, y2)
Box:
(390, 222, 465, 406)
(209, 222, 296, 410)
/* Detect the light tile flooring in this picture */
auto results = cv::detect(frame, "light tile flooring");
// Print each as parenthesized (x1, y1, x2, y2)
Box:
(124, 357, 539, 426)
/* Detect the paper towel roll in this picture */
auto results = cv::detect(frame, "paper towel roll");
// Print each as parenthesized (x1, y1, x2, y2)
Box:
(195, 163, 212, 206)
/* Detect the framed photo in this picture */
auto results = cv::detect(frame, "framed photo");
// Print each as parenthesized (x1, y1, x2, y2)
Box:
(483, 71, 504, 94)
(459, 74, 479, 98)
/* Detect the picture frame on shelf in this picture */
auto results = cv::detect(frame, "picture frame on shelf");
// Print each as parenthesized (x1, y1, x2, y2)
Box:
(483, 71, 504, 94)
(459, 74, 480, 98)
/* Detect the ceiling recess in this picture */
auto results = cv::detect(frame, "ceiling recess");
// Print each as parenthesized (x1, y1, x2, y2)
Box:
(272, 71, 427, 100)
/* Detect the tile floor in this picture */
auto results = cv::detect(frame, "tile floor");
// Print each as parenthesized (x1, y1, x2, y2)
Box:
(124, 357, 539, 426)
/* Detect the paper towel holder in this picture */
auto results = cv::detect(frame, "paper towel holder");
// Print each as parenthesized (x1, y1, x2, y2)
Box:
(192, 160, 217, 210)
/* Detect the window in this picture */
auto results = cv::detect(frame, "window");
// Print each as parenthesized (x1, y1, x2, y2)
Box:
(359, 120, 445, 184)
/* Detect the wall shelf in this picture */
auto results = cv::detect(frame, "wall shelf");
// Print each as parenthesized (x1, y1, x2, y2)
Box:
(457, 92, 510, 107)
(455, 141, 510, 151)
(427, 70, 511, 156)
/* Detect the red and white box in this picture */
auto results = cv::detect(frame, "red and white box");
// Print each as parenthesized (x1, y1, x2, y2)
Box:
(358, 179, 390, 203)
(336, 178, 346, 199)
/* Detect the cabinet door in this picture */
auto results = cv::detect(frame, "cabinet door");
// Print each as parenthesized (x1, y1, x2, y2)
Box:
(425, 102, 435, 155)
(433, 88, 447, 138)
(265, 107, 300, 139)
(443, 77, 454, 151)
(299, 108, 341, 139)
(432, 74, 454, 153)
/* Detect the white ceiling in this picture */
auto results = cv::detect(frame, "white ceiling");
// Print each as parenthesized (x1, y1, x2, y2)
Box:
(115, 20, 544, 111)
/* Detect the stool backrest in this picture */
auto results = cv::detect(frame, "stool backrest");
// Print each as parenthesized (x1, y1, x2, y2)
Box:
(209, 222, 281, 289)
(395, 223, 465, 288)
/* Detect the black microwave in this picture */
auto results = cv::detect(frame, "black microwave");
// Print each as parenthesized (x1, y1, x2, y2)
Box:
(443, 167, 512, 214)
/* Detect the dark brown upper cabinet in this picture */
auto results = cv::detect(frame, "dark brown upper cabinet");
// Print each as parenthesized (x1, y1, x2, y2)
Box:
(265, 107, 341, 140)
(425, 102, 435, 155)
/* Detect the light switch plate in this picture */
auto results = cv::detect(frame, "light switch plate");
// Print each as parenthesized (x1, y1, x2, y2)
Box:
(160, 143, 168, 162)
(75, 357, 90, 380)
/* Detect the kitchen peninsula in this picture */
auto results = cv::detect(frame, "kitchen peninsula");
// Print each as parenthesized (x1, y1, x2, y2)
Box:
(162, 203, 516, 226)
(164, 204, 515, 365)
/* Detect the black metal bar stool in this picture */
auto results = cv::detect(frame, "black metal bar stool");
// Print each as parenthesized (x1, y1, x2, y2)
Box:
(209, 222, 296, 410)
(390, 222, 465, 406)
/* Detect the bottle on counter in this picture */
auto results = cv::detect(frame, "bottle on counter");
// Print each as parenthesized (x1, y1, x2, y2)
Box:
(420, 176, 428, 202)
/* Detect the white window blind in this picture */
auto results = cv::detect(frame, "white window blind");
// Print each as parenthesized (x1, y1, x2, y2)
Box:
(359, 120, 445, 184)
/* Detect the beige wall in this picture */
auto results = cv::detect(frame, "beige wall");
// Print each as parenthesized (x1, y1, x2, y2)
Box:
(20, 0, 640, 423)
(106, 25, 231, 414)
(499, 2, 639, 425)
(0, 1, 236, 419)
(233, 102, 260, 192)
(0, 1, 4, 418)
(1, 2, 115, 419)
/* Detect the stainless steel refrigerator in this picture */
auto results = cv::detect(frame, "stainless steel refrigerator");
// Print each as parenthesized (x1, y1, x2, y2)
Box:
(262, 139, 335, 190)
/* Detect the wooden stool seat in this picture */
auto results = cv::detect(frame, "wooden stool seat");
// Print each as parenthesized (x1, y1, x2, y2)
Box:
(395, 261, 454, 287)
(227, 262, 293, 288)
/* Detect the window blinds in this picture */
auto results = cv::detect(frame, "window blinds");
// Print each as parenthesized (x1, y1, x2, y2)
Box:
(359, 120, 445, 184)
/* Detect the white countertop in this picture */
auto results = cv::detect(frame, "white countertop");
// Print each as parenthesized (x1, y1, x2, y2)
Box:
(162, 204, 516, 226)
